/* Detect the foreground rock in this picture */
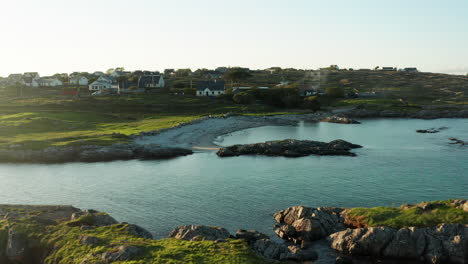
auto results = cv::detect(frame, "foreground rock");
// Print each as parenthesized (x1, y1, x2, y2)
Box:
(217, 139, 362, 158)
(328, 224, 468, 264)
(0, 143, 192, 163)
(321, 115, 361, 124)
(274, 206, 346, 244)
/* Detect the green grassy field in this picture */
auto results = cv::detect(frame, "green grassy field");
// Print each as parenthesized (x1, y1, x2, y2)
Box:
(0, 93, 287, 150)
(345, 200, 468, 229)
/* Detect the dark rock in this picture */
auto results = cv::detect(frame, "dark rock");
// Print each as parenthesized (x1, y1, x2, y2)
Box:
(101, 245, 142, 263)
(6, 228, 31, 263)
(79, 235, 101, 246)
(235, 229, 270, 244)
(335, 255, 354, 264)
(133, 144, 193, 159)
(168, 225, 230, 241)
(124, 224, 153, 239)
(416, 128, 440, 133)
(217, 139, 362, 158)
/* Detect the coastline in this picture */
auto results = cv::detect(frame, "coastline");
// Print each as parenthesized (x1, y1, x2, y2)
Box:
(0, 106, 467, 164)
(134, 112, 328, 149)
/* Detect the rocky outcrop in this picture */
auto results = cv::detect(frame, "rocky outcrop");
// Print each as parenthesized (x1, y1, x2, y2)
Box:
(217, 139, 362, 158)
(274, 206, 346, 244)
(452, 200, 468, 212)
(168, 225, 231, 241)
(328, 224, 468, 264)
(123, 224, 153, 239)
(0, 143, 192, 164)
(69, 210, 118, 227)
(235, 229, 318, 262)
(101, 245, 142, 263)
(416, 127, 448, 134)
(6, 228, 31, 263)
(321, 115, 361, 124)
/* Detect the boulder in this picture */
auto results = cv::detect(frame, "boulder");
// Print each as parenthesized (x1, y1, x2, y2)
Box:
(6, 228, 31, 263)
(69, 210, 118, 227)
(124, 224, 153, 239)
(168, 225, 231, 241)
(274, 206, 346, 243)
(101, 245, 142, 263)
(79, 235, 101, 246)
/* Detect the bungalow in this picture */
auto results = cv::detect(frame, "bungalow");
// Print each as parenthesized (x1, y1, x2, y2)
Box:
(138, 75, 165, 88)
(88, 76, 116, 91)
(196, 80, 225, 96)
(69, 76, 89, 86)
(382, 67, 397, 71)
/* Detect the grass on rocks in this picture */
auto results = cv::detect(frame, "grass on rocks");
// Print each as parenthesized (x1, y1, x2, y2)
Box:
(0, 218, 270, 264)
(345, 200, 468, 229)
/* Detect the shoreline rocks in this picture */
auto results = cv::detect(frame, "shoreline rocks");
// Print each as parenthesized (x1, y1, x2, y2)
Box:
(0, 143, 193, 164)
(217, 139, 363, 158)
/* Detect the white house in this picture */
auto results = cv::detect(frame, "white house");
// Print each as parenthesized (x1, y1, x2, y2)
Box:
(38, 78, 63, 87)
(70, 76, 89, 86)
(23, 72, 40, 87)
(89, 80, 113, 91)
(196, 80, 226, 96)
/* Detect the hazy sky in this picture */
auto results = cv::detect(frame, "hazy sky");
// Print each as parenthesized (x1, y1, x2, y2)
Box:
(1, 0, 467, 76)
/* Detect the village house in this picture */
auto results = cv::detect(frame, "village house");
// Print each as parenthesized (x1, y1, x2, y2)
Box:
(382, 67, 397, 71)
(137, 74, 165, 89)
(23, 72, 40, 87)
(37, 78, 63, 87)
(196, 80, 226, 96)
(88, 76, 117, 91)
(69, 76, 89, 86)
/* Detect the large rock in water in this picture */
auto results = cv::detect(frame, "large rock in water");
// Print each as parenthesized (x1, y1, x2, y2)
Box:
(217, 139, 362, 157)
(168, 225, 231, 241)
(274, 206, 346, 243)
(328, 224, 468, 264)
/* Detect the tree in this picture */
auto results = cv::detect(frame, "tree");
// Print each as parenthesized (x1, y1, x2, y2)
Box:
(233, 92, 254, 104)
(303, 96, 321, 111)
(325, 87, 345, 98)
(224, 68, 252, 87)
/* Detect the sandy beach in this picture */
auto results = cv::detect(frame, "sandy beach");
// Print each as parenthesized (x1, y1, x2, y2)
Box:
(134, 113, 327, 150)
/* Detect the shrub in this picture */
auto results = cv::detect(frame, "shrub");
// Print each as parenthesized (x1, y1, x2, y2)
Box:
(303, 96, 321, 111)
(233, 92, 254, 104)
(183, 88, 196, 96)
(325, 87, 345, 97)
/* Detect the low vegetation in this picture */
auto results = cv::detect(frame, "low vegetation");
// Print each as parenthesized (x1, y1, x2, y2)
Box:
(345, 200, 468, 229)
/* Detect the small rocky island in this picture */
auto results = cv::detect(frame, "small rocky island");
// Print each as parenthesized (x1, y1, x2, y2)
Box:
(0, 200, 466, 263)
(217, 139, 363, 157)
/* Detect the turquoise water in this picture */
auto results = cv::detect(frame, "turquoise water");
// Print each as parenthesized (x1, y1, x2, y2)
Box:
(0, 119, 466, 238)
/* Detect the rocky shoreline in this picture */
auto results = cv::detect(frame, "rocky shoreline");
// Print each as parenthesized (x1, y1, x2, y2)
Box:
(0, 143, 192, 163)
(1, 106, 467, 164)
(1, 200, 466, 263)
